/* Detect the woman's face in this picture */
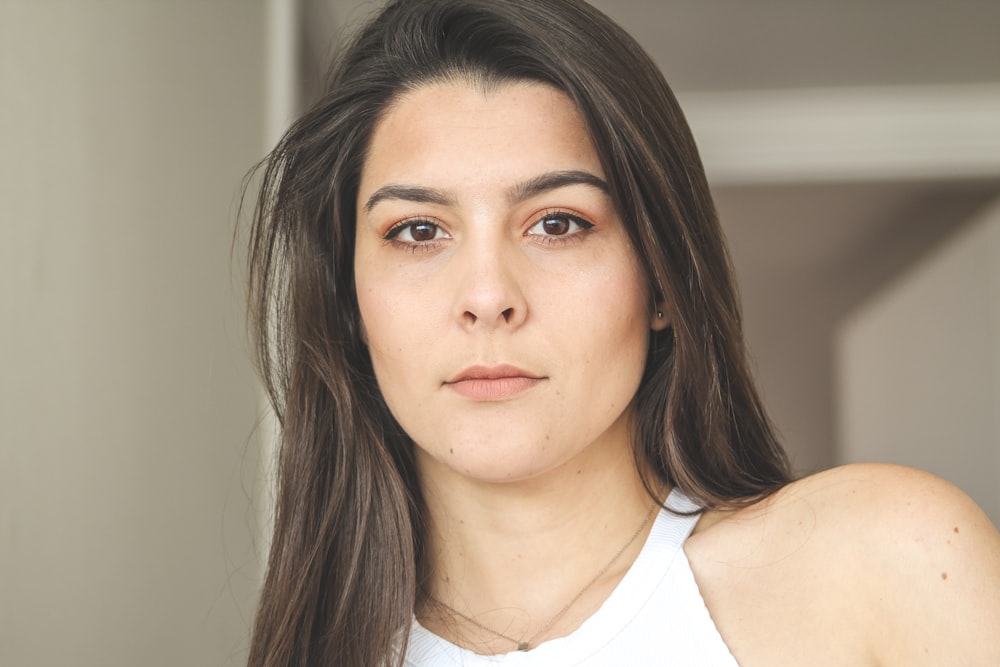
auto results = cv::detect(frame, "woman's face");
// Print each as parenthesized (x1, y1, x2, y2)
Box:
(354, 80, 665, 485)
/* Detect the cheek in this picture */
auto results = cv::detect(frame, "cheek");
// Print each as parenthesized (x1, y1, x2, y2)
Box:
(357, 287, 402, 370)
(355, 275, 436, 411)
(596, 263, 652, 375)
(590, 254, 650, 331)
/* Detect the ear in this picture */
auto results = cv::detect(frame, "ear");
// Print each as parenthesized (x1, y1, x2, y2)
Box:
(650, 305, 670, 332)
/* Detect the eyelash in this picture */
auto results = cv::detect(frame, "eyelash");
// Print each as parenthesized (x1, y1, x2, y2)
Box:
(380, 209, 596, 251)
(526, 209, 595, 246)
(382, 217, 449, 253)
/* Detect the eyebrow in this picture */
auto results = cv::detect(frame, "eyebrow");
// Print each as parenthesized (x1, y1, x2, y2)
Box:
(363, 185, 455, 213)
(506, 170, 609, 205)
(362, 169, 610, 213)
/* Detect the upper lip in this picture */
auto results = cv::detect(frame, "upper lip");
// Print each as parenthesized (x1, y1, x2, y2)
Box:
(445, 364, 544, 383)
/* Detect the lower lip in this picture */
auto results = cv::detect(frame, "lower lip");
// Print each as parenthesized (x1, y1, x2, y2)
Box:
(446, 377, 542, 401)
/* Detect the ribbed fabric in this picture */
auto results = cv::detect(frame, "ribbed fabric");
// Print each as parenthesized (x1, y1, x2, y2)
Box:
(404, 489, 740, 666)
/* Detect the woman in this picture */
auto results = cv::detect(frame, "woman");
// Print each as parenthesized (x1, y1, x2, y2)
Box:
(245, 0, 1000, 665)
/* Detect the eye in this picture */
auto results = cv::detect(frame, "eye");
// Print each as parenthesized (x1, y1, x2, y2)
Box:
(526, 211, 594, 238)
(384, 219, 449, 244)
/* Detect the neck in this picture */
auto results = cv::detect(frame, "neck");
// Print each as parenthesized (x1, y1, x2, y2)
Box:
(415, 425, 662, 653)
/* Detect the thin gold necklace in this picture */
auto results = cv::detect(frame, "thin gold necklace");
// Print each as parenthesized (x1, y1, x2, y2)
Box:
(426, 500, 660, 652)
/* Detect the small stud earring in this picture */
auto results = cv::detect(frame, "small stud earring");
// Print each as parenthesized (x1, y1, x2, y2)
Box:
(656, 310, 663, 319)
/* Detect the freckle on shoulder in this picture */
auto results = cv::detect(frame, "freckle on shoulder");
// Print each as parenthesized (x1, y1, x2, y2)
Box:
(696, 463, 978, 548)
(781, 463, 995, 550)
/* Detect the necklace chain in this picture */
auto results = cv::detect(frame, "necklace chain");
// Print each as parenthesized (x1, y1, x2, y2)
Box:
(427, 500, 660, 652)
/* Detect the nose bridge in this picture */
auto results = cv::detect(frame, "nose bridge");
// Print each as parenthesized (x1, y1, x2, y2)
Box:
(453, 225, 526, 328)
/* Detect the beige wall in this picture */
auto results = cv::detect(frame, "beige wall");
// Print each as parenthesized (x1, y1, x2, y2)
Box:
(836, 198, 1000, 524)
(0, 2, 268, 665)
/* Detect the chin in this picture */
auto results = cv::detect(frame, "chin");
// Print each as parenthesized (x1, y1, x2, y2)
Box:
(419, 439, 573, 485)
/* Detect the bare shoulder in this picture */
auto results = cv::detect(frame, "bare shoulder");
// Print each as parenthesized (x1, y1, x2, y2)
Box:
(773, 463, 999, 562)
(770, 462, 995, 532)
(810, 464, 1000, 666)
(687, 464, 1000, 666)
(697, 462, 998, 552)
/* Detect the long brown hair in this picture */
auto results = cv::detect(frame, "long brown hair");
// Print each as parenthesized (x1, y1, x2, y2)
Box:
(244, 0, 791, 664)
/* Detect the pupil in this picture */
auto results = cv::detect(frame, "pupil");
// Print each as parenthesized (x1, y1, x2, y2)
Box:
(543, 217, 570, 235)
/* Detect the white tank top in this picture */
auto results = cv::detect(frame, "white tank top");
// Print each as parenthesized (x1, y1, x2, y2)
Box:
(404, 489, 740, 666)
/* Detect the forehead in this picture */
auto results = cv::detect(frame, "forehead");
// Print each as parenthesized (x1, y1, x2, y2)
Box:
(358, 80, 604, 195)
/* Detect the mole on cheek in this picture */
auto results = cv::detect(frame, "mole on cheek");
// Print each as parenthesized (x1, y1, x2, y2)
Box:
(953, 526, 959, 534)
(941, 572, 948, 581)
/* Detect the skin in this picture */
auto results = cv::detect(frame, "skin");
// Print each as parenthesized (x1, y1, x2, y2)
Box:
(354, 80, 1000, 663)
(355, 80, 663, 486)
(355, 79, 664, 651)
(688, 463, 1000, 666)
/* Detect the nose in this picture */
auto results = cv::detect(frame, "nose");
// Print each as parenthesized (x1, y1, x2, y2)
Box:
(453, 242, 527, 330)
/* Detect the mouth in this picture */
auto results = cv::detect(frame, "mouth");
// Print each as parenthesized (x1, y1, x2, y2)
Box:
(444, 365, 546, 401)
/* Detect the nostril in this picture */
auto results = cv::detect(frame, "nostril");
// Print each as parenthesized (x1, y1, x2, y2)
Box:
(501, 308, 514, 322)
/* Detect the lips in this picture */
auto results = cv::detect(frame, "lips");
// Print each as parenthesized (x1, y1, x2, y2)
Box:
(444, 364, 545, 401)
